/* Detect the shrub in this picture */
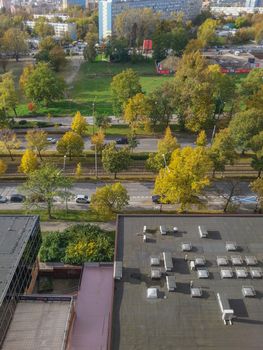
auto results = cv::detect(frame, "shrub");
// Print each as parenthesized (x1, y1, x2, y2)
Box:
(40, 224, 114, 265)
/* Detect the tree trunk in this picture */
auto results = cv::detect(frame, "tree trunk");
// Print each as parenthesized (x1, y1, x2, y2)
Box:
(13, 108, 17, 117)
(38, 150, 42, 161)
(47, 200, 52, 219)
(212, 168, 216, 178)
(223, 186, 235, 213)
(258, 169, 262, 178)
(8, 148, 14, 161)
(114, 172, 117, 179)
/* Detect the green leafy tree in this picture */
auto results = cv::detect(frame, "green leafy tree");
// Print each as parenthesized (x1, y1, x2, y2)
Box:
(250, 178, 263, 212)
(111, 68, 142, 115)
(102, 142, 131, 179)
(239, 68, 263, 108)
(84, 32, 97, 62)
(154, 146, 212, 211)
(34, 19, 55, 38)
(147, 127, 180, 173)
(0, 73, 18, 117)
(23, 62, 65, 106)
(209, 128, 237, 177)
(229, 109, 263, 153)
(2, 28, 28, 61)
(90, 183, 129, 218)
(251, 154, 263, 178)
(56, 131, 84, 160)
(26, 129, 49, 160)
(21, 163, 72, 219)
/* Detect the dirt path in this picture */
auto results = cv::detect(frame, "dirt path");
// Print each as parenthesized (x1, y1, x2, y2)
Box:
(65, 56, 84, 86)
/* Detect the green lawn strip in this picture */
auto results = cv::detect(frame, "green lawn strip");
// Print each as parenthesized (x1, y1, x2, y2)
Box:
(0, 208, 103, 222)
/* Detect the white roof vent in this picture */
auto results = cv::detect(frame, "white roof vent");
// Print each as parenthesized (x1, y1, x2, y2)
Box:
(150, 256, 160, 266)
(236, 268, 248, 279)
(250, 267, 262, 278)
(226, 241, 238, 251)
(242, 286, 256, 297)
(197, 268, 209, 279)
(220, 268, 233, 279)
(231, 255, 243, 265)
(245, 256, 258, 266)
(151, 269, 161, 279)
(217, 256, 228, 266)
(181, 242, 192, 252)
(191, 287, 202, 298)
(147, 288, 158, 299)
(194, 257, 206, 266)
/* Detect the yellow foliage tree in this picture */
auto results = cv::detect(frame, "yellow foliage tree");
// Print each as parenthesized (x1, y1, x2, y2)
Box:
(154, 146, 212, 211)
(124, 93, 150, 131)
(196, 130, 207, 147)
(19, 149, 38, 174)
(71, 111, 88, 136)
(91, 128, 105, 153)
(75, 162, 83, 178)
(56, 131, 84, 160)
(0, 160, 7, 174)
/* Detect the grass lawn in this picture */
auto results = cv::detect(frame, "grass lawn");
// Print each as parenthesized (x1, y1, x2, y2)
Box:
(16, 60, 173, 117)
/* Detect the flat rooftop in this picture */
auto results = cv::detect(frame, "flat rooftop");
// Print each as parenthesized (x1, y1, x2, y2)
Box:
(71, 263, 114, 350)
(112, 215, 263, 350)
(0, 216, 39, 303)
(2, 299, 72, 350)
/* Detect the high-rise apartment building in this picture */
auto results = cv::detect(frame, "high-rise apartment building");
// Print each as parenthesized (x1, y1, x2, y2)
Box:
(62, 0, 86, 9)
(0, 0, 10, 9)
(99, 0, 202, 41)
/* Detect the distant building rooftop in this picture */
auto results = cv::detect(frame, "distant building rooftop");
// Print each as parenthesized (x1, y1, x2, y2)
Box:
(112, 215, 263, 350)
(0, 215, 39, 304)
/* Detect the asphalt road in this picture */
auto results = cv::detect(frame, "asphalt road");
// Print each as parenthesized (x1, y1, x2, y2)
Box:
(17, 133, 196, 153)
(0, 180, 256, 212)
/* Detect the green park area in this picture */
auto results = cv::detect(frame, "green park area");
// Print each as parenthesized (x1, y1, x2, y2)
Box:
(15, 60, 173, 117)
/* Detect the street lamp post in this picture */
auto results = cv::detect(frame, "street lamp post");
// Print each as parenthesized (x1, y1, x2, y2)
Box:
(95, 144, 98, 179)
(162, 154, 170, 172)
(92, 101, 95, 135)
(63, 155, 67, 172)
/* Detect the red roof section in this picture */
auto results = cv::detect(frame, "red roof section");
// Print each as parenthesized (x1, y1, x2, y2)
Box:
(71, 263, 114, 350)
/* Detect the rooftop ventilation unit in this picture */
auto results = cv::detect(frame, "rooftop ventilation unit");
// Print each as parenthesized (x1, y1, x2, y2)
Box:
(147, 288, 158, 299)
(236, 268, 248, 279)
(250, 267, 262, 279)
(197, 268, 209, 279)
(245, 256, 258, 266)
(217, 293, 235, 325)
(151, 269, 161, 279)
(113, 261, 122, 280)
(220, 268, 234, 279)
(231, 255, 243, 266)
(181, 242, 192, 252)
(150, 256, 160, 266)
(198, 225, 208, 238)
(242, 286, 256, 297)
(160, 225, 168, 235)
(166, 275, 176, 292)
(217, 256, 229, 266)
(225, 241, 238, 251)
(194, 257, 206, 266)
(191, 287, 202, 298)
(163, 252, 173, 272)
(143, 225, 147, 234)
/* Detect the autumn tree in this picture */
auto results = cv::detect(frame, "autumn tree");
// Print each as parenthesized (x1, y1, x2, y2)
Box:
(22, 62, 65, 106)
(0, 159, 7, 174)
(0, 129, 20, 160)
(229, 109, 263, 153)
(197, 19, 218, 47)
(19, 149, 38, 174)
(2, 28, 28, 61)
(124, 93, 150, 131)
(71, 111, 88, 136)
(34, 19, 55, 38)
(209, 128, 236, 177)
(21, 163, 72, 219)
(102, 142, 131, 179)
(75, 162, 83, 178)
(196, 130, 207, 147)
(239, 68, 263, 109)
(0, 73, 18, 117)
(19, 64, 34, 93)
(90, 183, 129, 218)
(26, 129, 48, 160)
(147, 126, 180, 173)
(154, 146, 212, 211)
(84, 32, 97, 62)
(56, 131, 84, 160)
(91, 128, 105, 153)
(111, 69, 142, 115)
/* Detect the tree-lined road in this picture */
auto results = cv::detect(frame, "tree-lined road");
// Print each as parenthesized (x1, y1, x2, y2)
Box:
(0, 180, 255, 212)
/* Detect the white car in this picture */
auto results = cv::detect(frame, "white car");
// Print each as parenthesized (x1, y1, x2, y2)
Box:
(75, 195, 89, 204)
(47, 137, 57, 144)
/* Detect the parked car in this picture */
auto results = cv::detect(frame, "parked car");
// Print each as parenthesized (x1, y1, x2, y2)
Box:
(75, 195, 89, 204)
(116, 137, 128, 145)
(0, 195, 7, 203)
(10, 194, 26, 203)
(47, 137, 57, 144)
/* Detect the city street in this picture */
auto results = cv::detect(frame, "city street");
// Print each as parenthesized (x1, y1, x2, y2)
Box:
(0, 180, 256, 212)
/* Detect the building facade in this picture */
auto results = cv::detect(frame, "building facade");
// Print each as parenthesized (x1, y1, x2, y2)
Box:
(99, 0, 202, 40)
(0, 216, 42, 346)
(26, 20, 77, 40)
(62, 0, 86, 9)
